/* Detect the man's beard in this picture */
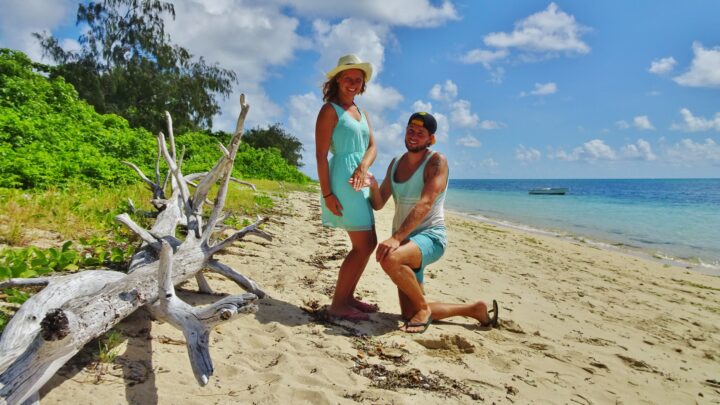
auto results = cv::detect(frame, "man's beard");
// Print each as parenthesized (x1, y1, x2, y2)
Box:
(405, 139, 430, 153)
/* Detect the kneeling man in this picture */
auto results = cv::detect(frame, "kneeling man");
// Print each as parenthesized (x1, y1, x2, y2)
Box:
(362, 112, 498, 333)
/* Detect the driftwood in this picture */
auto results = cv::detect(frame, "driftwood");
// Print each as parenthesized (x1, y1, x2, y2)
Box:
(0, 95, 270, 404)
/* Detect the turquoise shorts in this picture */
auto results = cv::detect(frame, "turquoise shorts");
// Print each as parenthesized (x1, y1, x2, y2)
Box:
(408, 227, 447, 284)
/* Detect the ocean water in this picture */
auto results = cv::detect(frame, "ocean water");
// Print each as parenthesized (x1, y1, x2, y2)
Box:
(444, 179, 720, 274)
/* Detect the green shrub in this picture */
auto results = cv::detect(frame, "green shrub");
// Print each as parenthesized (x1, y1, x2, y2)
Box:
(0, 49, 157, 189)
(176, 132, 310, 183)
(0, 49, 309, 188)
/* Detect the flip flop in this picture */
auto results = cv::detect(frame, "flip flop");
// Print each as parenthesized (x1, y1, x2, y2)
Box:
(481, 299, 499, 328)
(403, 316, 433, 334)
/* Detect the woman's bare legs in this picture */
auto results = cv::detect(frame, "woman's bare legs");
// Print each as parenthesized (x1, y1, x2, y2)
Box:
(329, 229, 377, 320)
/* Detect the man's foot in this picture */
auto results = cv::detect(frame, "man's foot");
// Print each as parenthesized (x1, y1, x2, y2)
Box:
(477, 299, 499, 328)
(351, 298, 379, 313)
(401, 310, 432, 333)
(328, 306, 370, 322)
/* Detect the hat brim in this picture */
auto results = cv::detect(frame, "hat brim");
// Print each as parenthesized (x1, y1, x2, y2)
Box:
(326, 62, 373, 82)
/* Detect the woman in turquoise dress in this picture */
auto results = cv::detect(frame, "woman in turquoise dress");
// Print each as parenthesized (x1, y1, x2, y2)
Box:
(315, 54, 378, 321)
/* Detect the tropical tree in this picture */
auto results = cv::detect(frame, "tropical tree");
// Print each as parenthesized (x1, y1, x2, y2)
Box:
(242, 124, 304, 168)
(34, 0, 236, 134)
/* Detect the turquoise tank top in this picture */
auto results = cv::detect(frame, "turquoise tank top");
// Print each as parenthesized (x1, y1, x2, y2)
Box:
(390, 150, 447, 241)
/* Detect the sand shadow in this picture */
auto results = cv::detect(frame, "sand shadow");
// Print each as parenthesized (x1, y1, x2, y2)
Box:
(118, 308, 159, 405)
(39, 308, 159, 404)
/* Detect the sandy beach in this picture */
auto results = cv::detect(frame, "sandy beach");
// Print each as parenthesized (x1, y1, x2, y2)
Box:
(38, 190, 720, 404)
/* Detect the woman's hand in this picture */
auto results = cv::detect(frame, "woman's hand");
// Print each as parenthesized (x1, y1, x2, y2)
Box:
(349, 166, 368, 191)
(324, 193, 343, 216)
(349, 171, 375, 189)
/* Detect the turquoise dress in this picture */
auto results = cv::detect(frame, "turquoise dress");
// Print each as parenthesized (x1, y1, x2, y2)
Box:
(320, 102, 375, 231)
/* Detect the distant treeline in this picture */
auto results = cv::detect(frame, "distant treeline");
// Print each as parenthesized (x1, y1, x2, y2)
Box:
(0, 49, 309, 189)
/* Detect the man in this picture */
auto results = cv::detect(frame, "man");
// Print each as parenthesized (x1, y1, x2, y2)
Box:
(361, 112, 499, 333)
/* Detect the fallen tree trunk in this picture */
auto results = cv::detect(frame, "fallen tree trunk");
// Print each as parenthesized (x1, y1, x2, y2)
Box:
(0, 95, 269, 404)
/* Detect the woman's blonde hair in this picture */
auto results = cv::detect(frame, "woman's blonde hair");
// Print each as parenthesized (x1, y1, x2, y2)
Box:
(322, 71, 367, 103)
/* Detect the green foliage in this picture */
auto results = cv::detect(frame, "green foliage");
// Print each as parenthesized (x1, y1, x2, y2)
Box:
(0, 48, 157, 189)
(176, 132, 310, 183)
(242, 124, 305, 167)
(97, 329, 122, 364)
(0, 311, 8, 334)
(2, 288, 30, 305)
(234, 144, 311, 183)
(0, 49, 309, 189)
(34, 0, 236, 134)
(0, 239, 133, 281)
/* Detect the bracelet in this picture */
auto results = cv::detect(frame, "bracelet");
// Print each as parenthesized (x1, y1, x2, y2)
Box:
(323, 192, 333, 198)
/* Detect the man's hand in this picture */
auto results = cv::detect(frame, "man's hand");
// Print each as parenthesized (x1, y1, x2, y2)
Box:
(349, 166, 368, 191)
(348, 172, 376, 189)
(324, 194, 343, 216)
(376, 237, 401, 262)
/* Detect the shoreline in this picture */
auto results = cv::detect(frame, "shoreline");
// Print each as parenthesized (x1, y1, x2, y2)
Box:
(446, 207, 720, 277)
(37, 190, 720, 404)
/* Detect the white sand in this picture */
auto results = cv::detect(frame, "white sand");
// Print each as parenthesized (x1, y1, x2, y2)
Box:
(39, 191, 720, 404)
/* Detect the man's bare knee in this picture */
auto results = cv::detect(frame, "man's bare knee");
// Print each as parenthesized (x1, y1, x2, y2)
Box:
(379, 252, 402, 273)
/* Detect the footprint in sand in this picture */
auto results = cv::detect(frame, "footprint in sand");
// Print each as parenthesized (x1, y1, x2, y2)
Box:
(414, 334, 475, 354)
(500, 319, 525, 334)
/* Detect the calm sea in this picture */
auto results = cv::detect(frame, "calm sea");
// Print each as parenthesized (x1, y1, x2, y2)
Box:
(444, 179, 720, 274)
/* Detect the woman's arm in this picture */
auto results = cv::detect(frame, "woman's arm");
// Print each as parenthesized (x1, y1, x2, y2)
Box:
(315, 103, 343, 216)
(350, 108, 377, 191)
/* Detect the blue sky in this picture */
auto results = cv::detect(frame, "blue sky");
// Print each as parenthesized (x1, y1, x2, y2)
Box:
(2, 0, 719, 179)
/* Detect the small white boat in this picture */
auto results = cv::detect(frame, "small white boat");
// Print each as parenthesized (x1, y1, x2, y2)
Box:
(529, 187, 568, 195)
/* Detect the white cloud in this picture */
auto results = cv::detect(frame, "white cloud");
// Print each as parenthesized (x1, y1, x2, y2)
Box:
(450, 100, 479, 128)
(489, 67, 506, 84)
(633, 115, 655, 130)
(286, 92, 322, 173)
(165, 0, 309, 129)
(515, 145, 541, 163)
(411, 100, 433, 112)
(275, 0, 459, 28)
(374, 122, 406, 154)
(479, 120, 504, 130)
(313, 18, 389, 79)
(483, 3, 590, 56)
(287, 92, 323, 144)
(674, 42, 720, 88)
(361, 83, 404, 119)
(616, 116, 655, 131)
(520, 82, 557, 97)
(456, 135, 481, 148)
(621, 139, 656, 161)
(0, 0, 76, 62)
(433, 112, 450, 143)
(429, 80, 458, 101)
(551, 139, 617, 162)
(648, 56, 676, 75)
(670, 108, 720, 132)
(664, 138, 720, 164)
(459, 48, 509, 68)
(480, 158, 499, 168)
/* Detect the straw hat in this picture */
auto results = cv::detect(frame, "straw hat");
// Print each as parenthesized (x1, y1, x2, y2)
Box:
(325, 54, 373, 82)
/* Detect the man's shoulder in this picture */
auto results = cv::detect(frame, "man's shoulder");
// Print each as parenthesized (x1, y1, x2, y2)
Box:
(424, 151, 448, 180)
(429, 151, 448, 166)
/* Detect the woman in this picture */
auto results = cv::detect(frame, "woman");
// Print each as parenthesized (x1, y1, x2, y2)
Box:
(315, 54, 378, 321)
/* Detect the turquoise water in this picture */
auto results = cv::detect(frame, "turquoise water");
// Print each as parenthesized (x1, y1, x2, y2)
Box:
(445, 179, 720, 273)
